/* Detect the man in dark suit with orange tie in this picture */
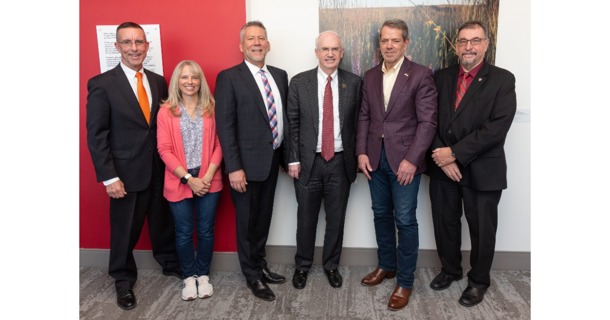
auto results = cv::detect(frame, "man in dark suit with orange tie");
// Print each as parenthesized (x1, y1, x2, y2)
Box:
(356, 19, 437, 311)
(86, 21, 180, 310)
(427, 20, 516, 307)
(286, 30, 362, 290)
(214, 20, 288, 302)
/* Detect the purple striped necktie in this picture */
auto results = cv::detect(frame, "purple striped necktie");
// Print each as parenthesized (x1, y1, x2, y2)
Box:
(259, 69, 279, 149)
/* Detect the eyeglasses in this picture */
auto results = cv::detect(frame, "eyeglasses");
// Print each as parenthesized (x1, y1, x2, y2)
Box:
(117, 40, 147, 47)
(456, 38, 487, 47)
(318, 47, 342, 54)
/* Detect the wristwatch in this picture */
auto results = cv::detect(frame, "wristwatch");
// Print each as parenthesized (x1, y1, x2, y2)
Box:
(180, 173, 192, 184)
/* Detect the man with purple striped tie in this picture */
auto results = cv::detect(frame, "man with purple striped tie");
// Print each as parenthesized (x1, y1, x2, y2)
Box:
(214, 20, 289, 302)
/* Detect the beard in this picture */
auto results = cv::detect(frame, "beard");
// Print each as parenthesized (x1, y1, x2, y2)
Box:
(459, 52, 483, 71)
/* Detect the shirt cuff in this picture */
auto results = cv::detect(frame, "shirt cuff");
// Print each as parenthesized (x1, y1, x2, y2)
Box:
(103, 177, 120, 186)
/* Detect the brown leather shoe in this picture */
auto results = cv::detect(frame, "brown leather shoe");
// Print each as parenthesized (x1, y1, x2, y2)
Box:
(387, 285, 412, 311)
(361, 267, 396, 286)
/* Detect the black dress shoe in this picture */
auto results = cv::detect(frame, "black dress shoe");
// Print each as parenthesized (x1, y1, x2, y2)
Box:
(430, 271, 463, 291)
(162, 269, 182, 279)
(117, 289, 136, 310)
(458, 286, 487, 307)
(247, 279, 276, 301)
(292, 269, 308, 289)
(324, 268, 342, 288)
(262, 267, 286, 284)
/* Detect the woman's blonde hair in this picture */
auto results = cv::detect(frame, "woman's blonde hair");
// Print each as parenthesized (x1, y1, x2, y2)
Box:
(163, 60, 214, 117)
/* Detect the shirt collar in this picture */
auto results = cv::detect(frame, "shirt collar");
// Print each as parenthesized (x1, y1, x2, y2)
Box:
(120, 62, 143, 78)
(244, 60, 268, 76)
(317, 67, 338, 81)
(459, 60, 484, 78)
(381, 56, 405, 74)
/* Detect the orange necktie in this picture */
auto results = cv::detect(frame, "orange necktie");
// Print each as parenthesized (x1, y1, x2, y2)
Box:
(135, 72, 150, 124)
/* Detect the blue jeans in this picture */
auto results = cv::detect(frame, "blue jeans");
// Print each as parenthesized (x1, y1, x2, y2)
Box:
(368, 146, 421, 288)
(169, 191, 220, 279)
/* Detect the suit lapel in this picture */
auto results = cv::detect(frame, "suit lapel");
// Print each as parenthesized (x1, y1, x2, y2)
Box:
(453, 62, 489, 119)
(111, 65, 149, 125)
(385, 58, 410, 117)
(305, 69, 319, 136)
(237, 62, 269, 122)
(337, 69, 348, 131)
(144, 69, 160, 126)
(268, 67, 285, 100)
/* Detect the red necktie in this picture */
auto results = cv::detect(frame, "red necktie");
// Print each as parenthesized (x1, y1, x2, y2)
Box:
(321, 75, 334, 161)
(454, 72, 468, 110)
(135, 72, 150, 124)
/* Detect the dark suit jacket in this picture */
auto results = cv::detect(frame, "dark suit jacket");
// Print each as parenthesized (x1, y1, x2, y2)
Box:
(86, 64, 168, 192)
(426, 61, 516, 191)
(356, 58, 438, 175)
(214, 61, 289, 181)
(287, 67, 363, 184)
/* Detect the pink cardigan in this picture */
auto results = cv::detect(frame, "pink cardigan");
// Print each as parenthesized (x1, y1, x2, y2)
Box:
(157, 104, 223, 202)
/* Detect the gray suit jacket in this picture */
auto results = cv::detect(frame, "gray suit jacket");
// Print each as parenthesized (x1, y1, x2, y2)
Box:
(214, 61, 289, 181)
(287, 67, 363, 184)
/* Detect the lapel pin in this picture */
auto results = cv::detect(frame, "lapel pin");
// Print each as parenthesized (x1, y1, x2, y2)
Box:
(341, 83, 347, 89)
(404, 73, 409, 78)
(478, 78, 482, 81)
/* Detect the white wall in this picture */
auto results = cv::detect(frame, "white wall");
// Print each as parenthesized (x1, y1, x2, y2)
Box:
(246, 0, 531, 252)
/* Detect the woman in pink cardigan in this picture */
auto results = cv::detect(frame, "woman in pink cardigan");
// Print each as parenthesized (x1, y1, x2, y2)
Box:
(157, 60, 223, 301)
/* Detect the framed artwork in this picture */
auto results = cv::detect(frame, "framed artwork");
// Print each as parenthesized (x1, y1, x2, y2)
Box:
(320, 0, 500, 75)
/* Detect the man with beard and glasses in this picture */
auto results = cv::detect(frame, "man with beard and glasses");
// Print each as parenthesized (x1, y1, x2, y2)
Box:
(427, 20, 517, 307)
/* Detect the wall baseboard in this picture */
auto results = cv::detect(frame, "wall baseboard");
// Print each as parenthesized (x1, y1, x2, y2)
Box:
(81, 246, 530, 272)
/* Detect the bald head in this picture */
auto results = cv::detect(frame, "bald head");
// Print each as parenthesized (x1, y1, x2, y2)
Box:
(315, 30, 342, 49)
(314, 30, 344, 75)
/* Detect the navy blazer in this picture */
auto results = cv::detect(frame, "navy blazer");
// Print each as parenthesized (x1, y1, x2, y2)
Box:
(214, 61, 289, 182)
(427, 61, 517, 191)
(86, 64, 168, 192)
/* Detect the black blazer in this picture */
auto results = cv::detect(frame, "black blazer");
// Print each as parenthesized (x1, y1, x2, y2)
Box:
(287, 67, 362, 184)
(214, 61, 289, 182)
(427, 61, 516, 191)
(86, 64, 168, 192)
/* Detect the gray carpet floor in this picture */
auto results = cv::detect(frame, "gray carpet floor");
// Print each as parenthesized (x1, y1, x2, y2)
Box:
(80, 264, 530, 319)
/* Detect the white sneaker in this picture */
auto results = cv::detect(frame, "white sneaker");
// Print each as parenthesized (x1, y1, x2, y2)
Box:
(197, 275, 214, 299)
(181, 276, 198, 301)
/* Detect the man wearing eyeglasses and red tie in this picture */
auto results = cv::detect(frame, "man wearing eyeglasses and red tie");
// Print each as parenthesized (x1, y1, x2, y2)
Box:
(427, 20, 517, 307)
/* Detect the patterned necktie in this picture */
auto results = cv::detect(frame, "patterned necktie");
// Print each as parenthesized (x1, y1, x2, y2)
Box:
(321, 75, 334, 161)
(454, 72, 468, 110)
(259, 69, 279, 149)
(135, 72, 150, 124)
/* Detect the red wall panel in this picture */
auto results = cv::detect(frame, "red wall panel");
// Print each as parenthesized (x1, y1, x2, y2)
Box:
(79, 0, 245, 251)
